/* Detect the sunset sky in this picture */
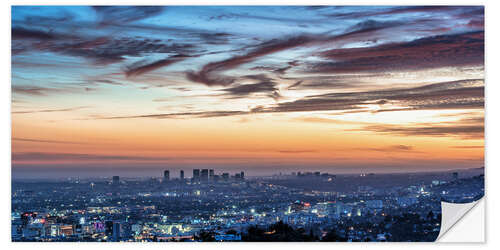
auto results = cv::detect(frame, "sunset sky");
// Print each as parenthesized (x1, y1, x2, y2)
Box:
(11, 6, 484, 178)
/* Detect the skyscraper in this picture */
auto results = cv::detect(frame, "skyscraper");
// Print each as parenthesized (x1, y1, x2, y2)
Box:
(163, 170, 170, 182)
(240, 171, 245, 179)
(201, 169, 209, 182)
(209, 169, 214, 180)
(180, 170, 184, 180)
(112, 222, 121, 242)
(105, 221, 113, 236)
(112, 176, 120, 186)
(193, 169, 200, 181)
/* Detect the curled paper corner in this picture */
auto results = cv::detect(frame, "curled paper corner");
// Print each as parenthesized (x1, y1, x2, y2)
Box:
(436, 198, 484, 242)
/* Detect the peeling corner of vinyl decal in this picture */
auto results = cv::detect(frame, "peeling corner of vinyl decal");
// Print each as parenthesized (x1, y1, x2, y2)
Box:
(436, 198, 483, 242)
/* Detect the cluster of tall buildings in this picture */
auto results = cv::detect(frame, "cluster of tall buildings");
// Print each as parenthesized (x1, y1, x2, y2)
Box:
(161, 169, 244, 183)
(191, 169, 244, 182)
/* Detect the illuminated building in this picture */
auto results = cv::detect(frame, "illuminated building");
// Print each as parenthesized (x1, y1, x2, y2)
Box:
(112, 222, 121, 242)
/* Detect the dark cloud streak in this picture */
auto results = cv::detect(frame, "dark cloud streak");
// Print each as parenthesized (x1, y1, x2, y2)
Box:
(311, 31, 484, 74)
(12, 106, 89, 114)
(12, 152, 172, 162)
(92, 6, 166, 26)
(125, 54, 188, 77)
(12, 137, 89, 145)
(93, 79, 483, 120)
(186, 20, 403, 86)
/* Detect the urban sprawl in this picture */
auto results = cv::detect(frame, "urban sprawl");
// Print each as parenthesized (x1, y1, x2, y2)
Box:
(12, 167, 484, 242)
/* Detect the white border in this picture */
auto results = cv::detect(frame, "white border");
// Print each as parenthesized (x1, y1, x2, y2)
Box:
(2, 0, 496, 249)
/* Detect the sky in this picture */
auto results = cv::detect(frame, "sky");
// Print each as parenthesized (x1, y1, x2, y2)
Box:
(11, 6, 484, 178)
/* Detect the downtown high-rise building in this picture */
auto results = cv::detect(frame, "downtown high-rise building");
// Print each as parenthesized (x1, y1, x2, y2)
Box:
(180, 170, 184, 180)
(163, 170, 170, 181)
(201, 169, 209, 182)
(193, 169, 200, 181)
(112, 176, 120, 186)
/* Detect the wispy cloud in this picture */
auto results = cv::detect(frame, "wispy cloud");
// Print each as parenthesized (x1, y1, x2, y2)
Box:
(12, 28, 197, 65)
(219, 74, 280, 99)
(93, 79, 484, 120)
(12, 86, 67, 96)
(12, 152, 172, 162)
(353, 144, 415, 152)
(12, 106, 89, 114)
(277, 150, 317, 154)
(125, 54, 188, 77)
(450, 145, 483, 149)
(259, 79, 483, 114)
(93, 110, 249, 120)
(92, 6, 166, 26)
(186, 19, 403, 86)
(357, 115, 484, 140)
(310, 31, 484, 74)
(12, 137, 89, 145)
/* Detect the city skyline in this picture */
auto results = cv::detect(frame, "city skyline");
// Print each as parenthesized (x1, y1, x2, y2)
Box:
(11, 6, 484, 178)
(11, 166, 484, 242)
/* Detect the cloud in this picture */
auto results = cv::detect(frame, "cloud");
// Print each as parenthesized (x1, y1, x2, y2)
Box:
(287, 80, 303, 90)
(277, 150, 317, 154)
(186, 20, 403, 86)
(12, 137, 89, 145)
(125, 54, 188, 77)
(280, 74, 383, 90)
(467, 19, 484, 28)
(360, 124, 483, 139)
(12, 26, 60, 40)
(450, 145, 483, 149)
(12, 106, 88, 114)
(12, 85, 95, 97)
(378, 6, 468, 16)
(250, 61, 300, 75)
(353, 145, 415, 152)
(219, 74, 280, 99)
(12, 152, 172, 162)
(356, 115, 484, 140)
(310, 31, 484, 74)
(93, 78, 483, 122)
(391, 145, 413, 151)
(67, 38, 195, 65)
(274, 61, 301, 75)
(12, 86, 66, 96)
(197, 32, 233, 45)
(93, 79, 123, 86)
(269, 79, 483, 114)
(92, 6, 166, 26)
(12, 27, 197, 65)
(343, 19, 400, 34)
(293, 117, 369, 125)
(324, 6, 479, 19)
(186, 35, 316, 86)
(94, 110, 249, 120)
